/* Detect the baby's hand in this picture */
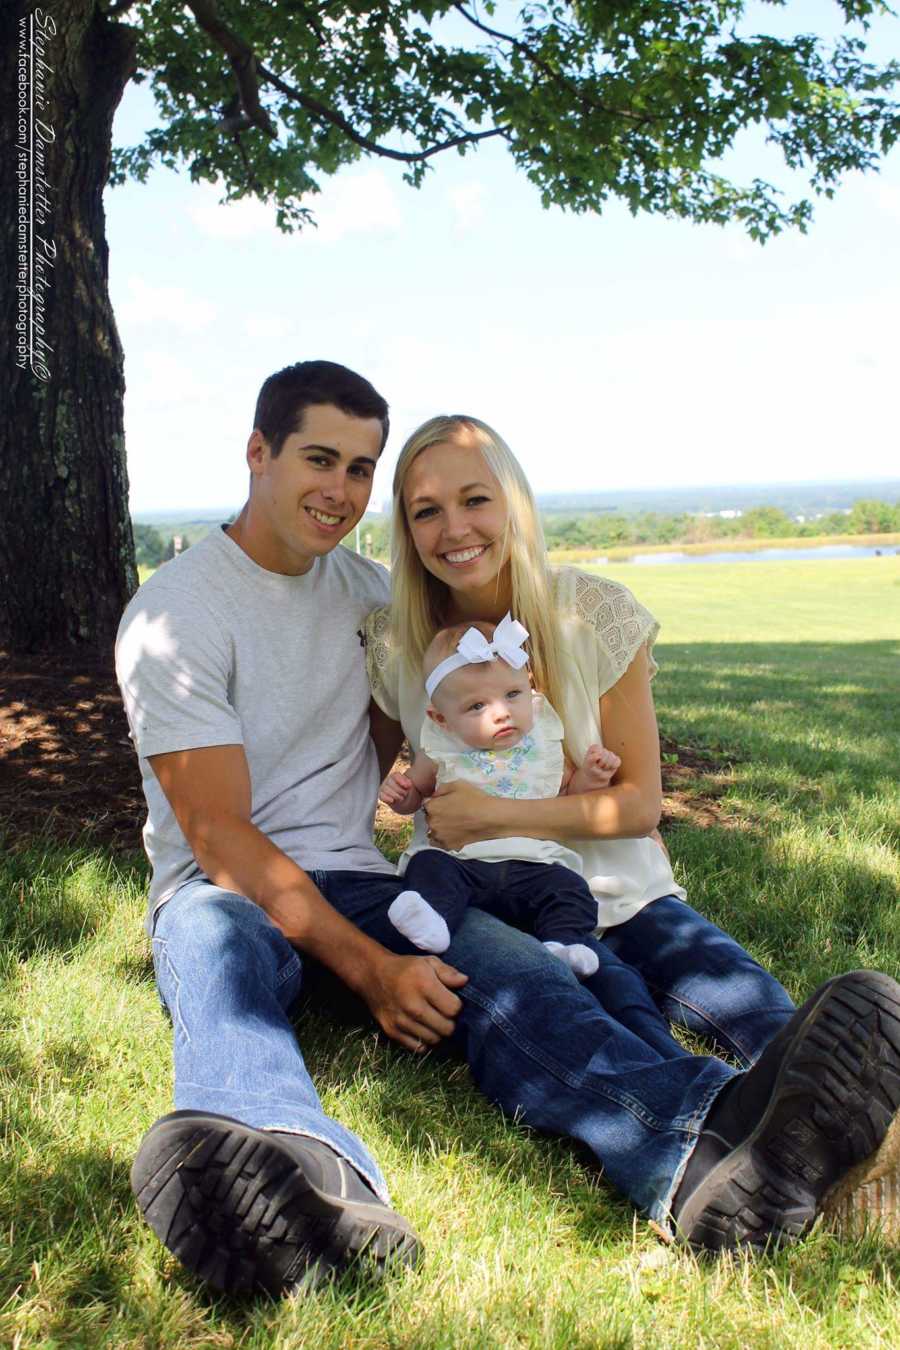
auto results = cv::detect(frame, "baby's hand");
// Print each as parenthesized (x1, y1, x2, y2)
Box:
(572, 744, 622, 792)
(379, 771, 422, 815)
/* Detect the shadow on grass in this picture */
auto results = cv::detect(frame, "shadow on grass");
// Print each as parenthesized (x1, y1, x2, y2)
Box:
(0, 646, 146, 851)
(310, 1005, 631, 1223)
(665, 814, 900, 992)
(0, 838, 147, 964)
(114, 948, 156, 986)
(657, 639, 900, 783)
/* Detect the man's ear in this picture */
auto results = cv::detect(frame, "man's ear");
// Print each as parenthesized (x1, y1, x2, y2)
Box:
(426, 705, 445, 725)
(247, 429, 269, 477)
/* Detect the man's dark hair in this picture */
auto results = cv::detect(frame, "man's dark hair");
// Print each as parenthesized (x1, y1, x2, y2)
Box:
(253, 360, 390, 456)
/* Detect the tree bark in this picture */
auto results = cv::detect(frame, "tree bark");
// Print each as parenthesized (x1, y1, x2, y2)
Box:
(0, 1, 138, 651)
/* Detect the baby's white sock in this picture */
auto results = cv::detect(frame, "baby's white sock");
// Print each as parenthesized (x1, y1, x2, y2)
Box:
(543, 941, 600, 979)
(388, 890, 451, 953)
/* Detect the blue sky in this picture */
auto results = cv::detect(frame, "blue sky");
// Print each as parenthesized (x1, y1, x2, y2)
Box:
(105, 2, 900, 514)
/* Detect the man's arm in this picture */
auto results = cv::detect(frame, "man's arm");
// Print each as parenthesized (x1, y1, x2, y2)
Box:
(149, 743, 466, 1052)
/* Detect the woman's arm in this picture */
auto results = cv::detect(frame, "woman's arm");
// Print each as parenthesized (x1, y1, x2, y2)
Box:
(424, 645, 662, 851)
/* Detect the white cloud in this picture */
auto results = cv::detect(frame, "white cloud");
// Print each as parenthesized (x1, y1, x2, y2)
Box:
(244, 314, 293, 341)
(305, 170, 403, 243)
(187, 185, 274, 240)
(447, 182, 487, 236)
(187, 170, 403, 245)
(117, 276, 217, 332)
(862, 175, 900, 224)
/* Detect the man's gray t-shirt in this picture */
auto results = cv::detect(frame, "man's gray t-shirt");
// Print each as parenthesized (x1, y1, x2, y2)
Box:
(116, 527, 393, 926)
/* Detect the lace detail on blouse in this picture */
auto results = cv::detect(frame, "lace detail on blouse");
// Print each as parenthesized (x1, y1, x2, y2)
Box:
(364, 604, 399, 719)
(555, 567, 659, 687)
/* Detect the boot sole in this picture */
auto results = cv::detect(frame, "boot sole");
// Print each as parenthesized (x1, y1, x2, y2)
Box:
(676, 971, 900, 1252)
(131, 1112, 421, 1295)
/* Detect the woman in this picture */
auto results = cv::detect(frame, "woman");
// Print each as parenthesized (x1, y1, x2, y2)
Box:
(364, 413, 899, 1247)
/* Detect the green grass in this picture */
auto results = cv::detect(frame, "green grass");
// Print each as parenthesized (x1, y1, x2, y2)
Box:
(2, 559, 899, 1347)
(593, 555, 900, 644)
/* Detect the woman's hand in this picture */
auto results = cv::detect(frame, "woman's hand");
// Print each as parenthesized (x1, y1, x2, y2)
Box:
(424, 780, 507, 852)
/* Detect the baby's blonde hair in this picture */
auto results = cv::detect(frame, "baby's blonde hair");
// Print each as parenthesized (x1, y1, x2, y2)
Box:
(391, 415, 566, 723)
(422, 621, 496, 683)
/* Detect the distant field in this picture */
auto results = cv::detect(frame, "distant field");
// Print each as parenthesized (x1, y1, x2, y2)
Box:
(590, 555, 900, 644)
(2, 557, 898, 1348)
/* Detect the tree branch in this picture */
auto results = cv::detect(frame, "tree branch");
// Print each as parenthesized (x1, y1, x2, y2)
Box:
(103, 0, 142, 16)
(453, 2, 653, 126)
(233, 130, 265, 196)
(257, 61, 509, 163)
(183, 0, 505, 162)
(183, 0, 277, 137)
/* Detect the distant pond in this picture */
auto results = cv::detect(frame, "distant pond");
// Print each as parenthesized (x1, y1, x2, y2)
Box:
(602, 544, 899, 567)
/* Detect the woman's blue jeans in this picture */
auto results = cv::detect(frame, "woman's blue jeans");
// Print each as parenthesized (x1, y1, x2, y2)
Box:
(151, 877, 795, 1228)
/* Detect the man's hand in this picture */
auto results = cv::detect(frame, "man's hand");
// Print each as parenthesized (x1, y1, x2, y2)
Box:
(378, 770, 423, 815)
(424, 780, 501, 852)
(364, 952, 468, 1052)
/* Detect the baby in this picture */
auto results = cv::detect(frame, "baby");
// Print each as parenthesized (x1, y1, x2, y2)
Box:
(379, 614, 621, 978)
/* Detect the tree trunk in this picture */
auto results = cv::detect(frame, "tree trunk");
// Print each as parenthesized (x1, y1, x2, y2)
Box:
(0, 1, 138, 652)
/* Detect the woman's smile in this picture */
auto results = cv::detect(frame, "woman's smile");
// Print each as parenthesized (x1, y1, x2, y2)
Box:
(441, 543, 491, 566)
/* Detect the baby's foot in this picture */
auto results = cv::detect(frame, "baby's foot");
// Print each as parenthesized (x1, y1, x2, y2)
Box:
(388, 890, 451, 953)
(543, 941, 600, 978)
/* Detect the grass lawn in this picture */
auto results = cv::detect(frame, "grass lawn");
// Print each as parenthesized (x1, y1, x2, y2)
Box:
(2, 558, 899, 1348)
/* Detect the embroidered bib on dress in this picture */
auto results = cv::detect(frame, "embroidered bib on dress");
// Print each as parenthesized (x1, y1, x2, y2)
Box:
(406, 693, 583, 874)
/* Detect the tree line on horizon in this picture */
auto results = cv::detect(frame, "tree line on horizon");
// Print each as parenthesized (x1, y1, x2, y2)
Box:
(540, 498, 900, 553)
(133, 499, 900, 570)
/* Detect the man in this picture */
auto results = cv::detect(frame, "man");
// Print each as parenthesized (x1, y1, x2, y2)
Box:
(117, 360, 899, 1298)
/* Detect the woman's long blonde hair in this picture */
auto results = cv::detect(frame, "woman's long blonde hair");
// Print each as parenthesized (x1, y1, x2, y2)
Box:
(390, 415, 567, 721)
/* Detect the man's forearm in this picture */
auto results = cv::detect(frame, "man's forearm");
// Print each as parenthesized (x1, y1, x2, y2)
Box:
(189, 812, 390, 996)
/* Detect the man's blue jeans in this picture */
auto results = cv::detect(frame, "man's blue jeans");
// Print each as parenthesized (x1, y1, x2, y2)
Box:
(151, 876, 795, 1228)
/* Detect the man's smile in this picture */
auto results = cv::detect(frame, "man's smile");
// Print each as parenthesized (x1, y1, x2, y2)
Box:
(305, 506, 345, 527)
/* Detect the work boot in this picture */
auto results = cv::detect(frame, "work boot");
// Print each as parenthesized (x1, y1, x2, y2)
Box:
(131, 1110, 421, 1294)
(671, 971, 900, 1251)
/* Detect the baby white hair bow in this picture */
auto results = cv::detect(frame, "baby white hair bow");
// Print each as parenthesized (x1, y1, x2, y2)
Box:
(425, 613, 530, 700)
